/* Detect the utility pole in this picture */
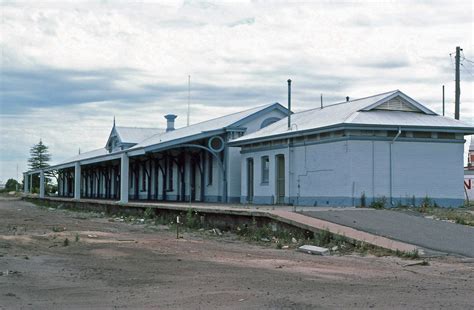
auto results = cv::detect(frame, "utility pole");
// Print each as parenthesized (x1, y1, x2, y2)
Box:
(442, 85, 445, 116)
(455, 46, 462, 120)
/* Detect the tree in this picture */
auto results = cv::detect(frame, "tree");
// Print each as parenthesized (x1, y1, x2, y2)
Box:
(5, 179, 19, 191)
(28, 140, 52, 191)
(28, 140, 51, 170)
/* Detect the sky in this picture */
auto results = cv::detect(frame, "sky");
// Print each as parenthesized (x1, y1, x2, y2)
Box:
(0, 0, 473, 183)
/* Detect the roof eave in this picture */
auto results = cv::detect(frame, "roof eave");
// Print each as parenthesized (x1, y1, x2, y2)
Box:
(229, 102, 289, 128)
(229, 123, 474, 146)
(143, 129, 226, 154)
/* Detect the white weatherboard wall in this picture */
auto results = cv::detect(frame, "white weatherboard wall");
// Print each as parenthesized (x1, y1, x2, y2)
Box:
(291, 141, 351, 206)
(349, 140, 465, 206)
(242, 139, 465, 207)
(227, 146, 242, 203)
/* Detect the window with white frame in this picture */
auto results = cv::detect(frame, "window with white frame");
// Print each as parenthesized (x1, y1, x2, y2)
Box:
(261, 156, 269, 184)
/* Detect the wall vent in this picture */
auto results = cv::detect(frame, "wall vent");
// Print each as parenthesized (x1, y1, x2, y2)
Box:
(374, 96, 420, 112)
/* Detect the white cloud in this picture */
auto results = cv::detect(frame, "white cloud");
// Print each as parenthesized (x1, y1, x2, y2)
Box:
(0, 0, 473, 181)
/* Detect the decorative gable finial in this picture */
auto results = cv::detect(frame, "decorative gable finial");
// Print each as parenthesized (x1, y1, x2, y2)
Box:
(113, 115, 116, 127)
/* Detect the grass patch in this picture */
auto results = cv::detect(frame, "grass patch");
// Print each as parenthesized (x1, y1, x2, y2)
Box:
(27, 198, 424, 259)
(52, 226, 65, 232)
(363, 194, 474, 227)
(393, 199, 474, 227)
(395, 249, 420, 259)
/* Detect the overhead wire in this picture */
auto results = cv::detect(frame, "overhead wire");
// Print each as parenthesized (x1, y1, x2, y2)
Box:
(461, 50, 474, 64)
(460, 63, 474, 76)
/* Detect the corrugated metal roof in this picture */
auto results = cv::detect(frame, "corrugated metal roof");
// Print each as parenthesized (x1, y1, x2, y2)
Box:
(350, 110, 471, 127)
(53, 102, 283, 167)
(231, 90, 474, 144)
(131, 103, 280, 149)
(60, 148, 109, 165)
(115, 127, 164, 144)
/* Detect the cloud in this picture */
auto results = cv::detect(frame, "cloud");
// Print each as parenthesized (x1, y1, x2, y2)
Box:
(1, 66, 145, 113)
(0, 0, 473, 181)
(356, 58, 411, 69)
(228, 17, 255, 27)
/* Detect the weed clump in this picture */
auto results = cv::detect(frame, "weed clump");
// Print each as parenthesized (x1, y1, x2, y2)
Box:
(316, 229, 332, 246)
(370, 196, 387, 209)
(185, 209, 201, 229)
(396, 249, 419, 259)
(143, 207, 155, 219)
(419, 196, 432, 213)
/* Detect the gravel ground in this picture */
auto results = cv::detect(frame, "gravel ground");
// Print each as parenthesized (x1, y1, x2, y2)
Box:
(1, 198, 474, 309)
(303, 209, 474, 257)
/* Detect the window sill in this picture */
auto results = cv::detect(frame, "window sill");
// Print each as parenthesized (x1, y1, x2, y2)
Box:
(260, 182, 269, 186)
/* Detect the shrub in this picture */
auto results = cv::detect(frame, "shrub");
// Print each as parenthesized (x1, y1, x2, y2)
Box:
(360, 192, 366, 208)
(5, 179, 20, 191)
(419, 196, 432, 213)
(370, 196, 387, 209)
(185, 209, 200, 229)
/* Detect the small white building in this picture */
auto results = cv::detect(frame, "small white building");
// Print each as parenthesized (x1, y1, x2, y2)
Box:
(229, 90, 474, 207)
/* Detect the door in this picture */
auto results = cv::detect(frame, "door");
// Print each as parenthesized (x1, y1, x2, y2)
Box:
(190, 158, 196, 201)
(247, 158, 254, 203)
(276, 154, 285, 204)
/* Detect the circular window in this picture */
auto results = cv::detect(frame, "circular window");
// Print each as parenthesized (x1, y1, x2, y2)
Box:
(208, 136, 225, 152)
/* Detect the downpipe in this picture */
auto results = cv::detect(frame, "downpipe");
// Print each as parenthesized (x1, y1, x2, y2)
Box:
(389, 127, 402, 205)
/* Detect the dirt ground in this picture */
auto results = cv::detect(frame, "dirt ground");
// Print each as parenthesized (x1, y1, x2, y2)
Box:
(1, 198, 473, 309)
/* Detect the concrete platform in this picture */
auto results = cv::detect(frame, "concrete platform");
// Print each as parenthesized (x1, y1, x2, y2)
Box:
(25, 196, 419, 254)
(304, 209, 474, 257)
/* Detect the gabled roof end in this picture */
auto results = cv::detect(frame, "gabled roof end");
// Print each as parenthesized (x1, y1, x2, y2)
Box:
(360, 90, 437, 115)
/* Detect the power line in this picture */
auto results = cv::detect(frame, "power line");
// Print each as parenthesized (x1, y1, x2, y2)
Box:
(460, 63, 474, 76)
(461, 50, 474, 64)
(462, 57, 474, 65)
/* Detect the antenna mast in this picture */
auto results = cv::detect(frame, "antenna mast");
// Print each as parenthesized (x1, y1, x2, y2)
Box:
(187, 75, 191, 126)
